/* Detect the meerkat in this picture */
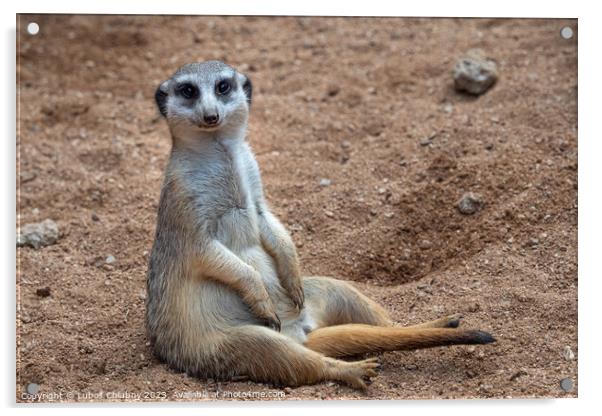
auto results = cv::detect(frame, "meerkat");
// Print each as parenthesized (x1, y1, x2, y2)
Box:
(146, 60, 495, 390)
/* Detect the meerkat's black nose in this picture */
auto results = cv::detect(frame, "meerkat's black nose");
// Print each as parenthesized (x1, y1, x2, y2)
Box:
(204, 114, 220, 125)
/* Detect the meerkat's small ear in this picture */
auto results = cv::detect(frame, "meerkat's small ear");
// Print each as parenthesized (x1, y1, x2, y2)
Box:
(155, 81, 169, 117)
(242, 75, 253, 105)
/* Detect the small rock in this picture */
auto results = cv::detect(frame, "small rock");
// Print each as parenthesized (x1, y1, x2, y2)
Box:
(510, 370, 527, 381)
(453, 50, 498, 95)
(340, 140, 351, 149)
(35, 287, 51, 298)
(457, 192, 484, 215)
(528, 237, 540, 247)
(465, 369, 477, 378)
(105, 255, 116, 264)
(468, 302, 480, 312)
(283, 387, 292, 394)
(326, 85, 340, 97)
(17, 219, 59, 249)
(418, 239, 432, 250)
(319, 178, 332, 187)
(91, 213, 100, 222)
(484, 143, 494, 150)
(563, 346, 575, 361)
(324, 210, 334, 218)
(478, 383, 493, 393)
(20, 171, 37, 183)
(420, 132, 437, 146)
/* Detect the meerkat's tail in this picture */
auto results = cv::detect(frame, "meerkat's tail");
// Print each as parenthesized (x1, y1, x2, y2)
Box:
(304, 324, 495, 358)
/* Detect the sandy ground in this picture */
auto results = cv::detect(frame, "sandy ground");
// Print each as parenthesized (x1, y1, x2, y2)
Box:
(16, 15, 577, 401)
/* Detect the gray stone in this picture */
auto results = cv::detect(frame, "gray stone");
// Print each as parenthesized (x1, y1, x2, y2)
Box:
(17, 219, 59, 249)
(457, 192, 484, 215)
(453, 50, 498, 95)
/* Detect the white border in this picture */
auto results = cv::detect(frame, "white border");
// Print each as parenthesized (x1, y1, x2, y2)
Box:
(3, 1, 600, 415)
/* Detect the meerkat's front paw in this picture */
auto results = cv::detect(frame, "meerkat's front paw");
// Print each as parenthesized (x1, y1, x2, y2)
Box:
(282, 278, 305, 312)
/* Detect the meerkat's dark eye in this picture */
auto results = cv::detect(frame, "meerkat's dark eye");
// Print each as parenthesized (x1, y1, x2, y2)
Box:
(177, 83, 198, 99)
(216, 80, 231, 95)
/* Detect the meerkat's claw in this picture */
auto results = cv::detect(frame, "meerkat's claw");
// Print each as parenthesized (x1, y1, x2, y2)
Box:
(284, 281, 305, 312)
(338, 357, 381, 390)
(261, 314, 281, 332)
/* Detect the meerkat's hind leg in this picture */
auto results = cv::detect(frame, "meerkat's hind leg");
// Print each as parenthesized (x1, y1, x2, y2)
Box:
(211, 325, 380, 389)
(303, 276, 392, 328)
(405, 313, 463, 329)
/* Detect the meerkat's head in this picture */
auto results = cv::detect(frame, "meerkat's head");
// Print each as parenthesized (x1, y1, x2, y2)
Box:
(155, 60, 252, 138)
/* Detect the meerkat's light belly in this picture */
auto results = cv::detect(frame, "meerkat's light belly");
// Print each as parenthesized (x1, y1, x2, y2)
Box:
(213, 208, 315, 342)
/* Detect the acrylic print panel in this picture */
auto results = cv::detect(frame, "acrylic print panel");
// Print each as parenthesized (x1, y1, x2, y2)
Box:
(16, 14, 577, 402)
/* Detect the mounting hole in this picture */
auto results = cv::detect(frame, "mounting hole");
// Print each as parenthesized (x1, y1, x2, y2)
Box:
(27, 22, 40, 36)
(26, 383, 39, 395)
(560, 377, 574, 392)
(560, 26, 573, 40)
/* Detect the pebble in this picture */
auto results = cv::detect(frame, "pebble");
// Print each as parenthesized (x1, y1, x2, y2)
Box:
(457, 192, 484, 215)
(453, 50, 498, 95)
(35, 287, 51, 298)
(319, 178, 332, 187)
(324, 210, 334, 218)
(509, 370, 527, 381)
(17, 219, 59, 249)
(468, 302, 480, 312)
(20, 171, 37, 183)
(91, 213, 100, 222)
(478, 383, 494, 393)
(420, 132, 437, 147)
(105, 255, 116, 264)
(563, 346, 575, 361)
(326, 85, 340, 97)
(418, 239, 432, 250)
